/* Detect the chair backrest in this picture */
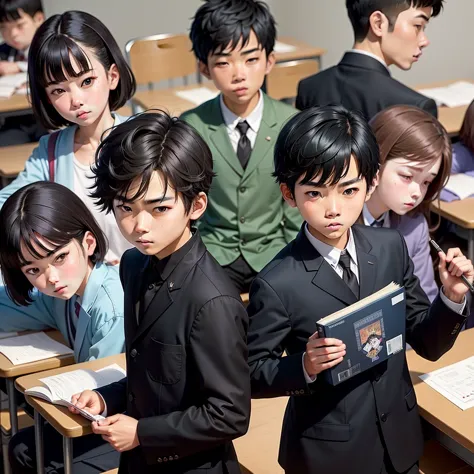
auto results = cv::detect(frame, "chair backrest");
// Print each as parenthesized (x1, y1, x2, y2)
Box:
(125, 33, 197, 87)
(266, 59, 319, 101)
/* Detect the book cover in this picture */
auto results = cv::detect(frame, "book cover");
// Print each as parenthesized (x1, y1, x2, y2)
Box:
(317, 283, 406, 386)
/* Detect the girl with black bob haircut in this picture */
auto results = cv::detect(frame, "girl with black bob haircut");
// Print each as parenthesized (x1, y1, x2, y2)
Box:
(0, 10, 136, 264)
(2, 182, 124, 473)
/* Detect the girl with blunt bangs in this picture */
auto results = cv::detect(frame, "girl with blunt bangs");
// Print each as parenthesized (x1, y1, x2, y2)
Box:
(366, 105, 452, 301)
(0, 10, 136, 264)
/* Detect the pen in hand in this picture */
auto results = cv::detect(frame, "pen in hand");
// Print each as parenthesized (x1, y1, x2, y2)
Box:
(429, 239, 474, 293)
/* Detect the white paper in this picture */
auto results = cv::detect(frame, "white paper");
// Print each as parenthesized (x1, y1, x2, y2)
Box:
(443, 173, 474, 200)
(0, 85, 15, 98)
(0, 72, 27, 88)
(419, 355, 474, 410)
(418, 81, 474, 108)
(175, 87, 219, 106)
(274, 41, 297, 53)
(0, 332, 18, 340)
(0, 332, 73, 365)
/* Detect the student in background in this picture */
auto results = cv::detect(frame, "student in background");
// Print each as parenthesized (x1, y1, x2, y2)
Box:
(182, 0, 301, 293)
(1, 182, 123, 474)
(366, 105, 451, 301)
(0, 10, 136, 264)
(247, 105, 472, 474)
(0, 0, 45, 146)
(296, 0, 443, 120)
(451, 99, 474, 173)
(70, 112, 250, 474)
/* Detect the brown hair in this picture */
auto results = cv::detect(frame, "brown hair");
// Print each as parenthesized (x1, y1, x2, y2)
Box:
(369, 105, 451, 220)
(459, 100, 474, 152)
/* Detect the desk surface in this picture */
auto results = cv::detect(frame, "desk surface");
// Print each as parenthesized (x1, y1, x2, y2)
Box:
(16, 353, 125, 438)
(407, 328, 474, 454)
(0, 141, 37, 176)
(0, 331, 75, 378)
(275, 36, 326, 63)
(0, 93, 30, 114)
(430, 198, 474, 229)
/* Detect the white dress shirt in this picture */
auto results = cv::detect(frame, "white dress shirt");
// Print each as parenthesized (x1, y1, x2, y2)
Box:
(219, 90, 264, 152)
(362, 204, 391, 228)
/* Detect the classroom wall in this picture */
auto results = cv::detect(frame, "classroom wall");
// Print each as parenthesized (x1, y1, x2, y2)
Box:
(272, 0, 474, 87)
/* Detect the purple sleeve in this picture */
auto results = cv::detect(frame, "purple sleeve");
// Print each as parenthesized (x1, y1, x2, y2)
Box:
(451, 142, 474, 174)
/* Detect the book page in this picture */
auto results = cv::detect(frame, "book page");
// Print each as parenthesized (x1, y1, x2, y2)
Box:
(175, 87, 219, 106)
(0, 85, 15, 98)
(0, 332, 73, 365)
(0, 72, 27, 88)
(443, 173, 474, 200)
(274, 41, 297, 53)
(419, 356, 474, 410)
(418, 81, 474, 108)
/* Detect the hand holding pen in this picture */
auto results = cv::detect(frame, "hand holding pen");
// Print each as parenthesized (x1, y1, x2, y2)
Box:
(429, 239, 474, 303)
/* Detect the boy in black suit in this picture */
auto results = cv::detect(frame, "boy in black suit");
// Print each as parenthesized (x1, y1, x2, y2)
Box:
(0, 0, 46, 145)
(247, 105, 473, 474)
(296, 0, 443, 120)
(70, 112, 250, 474)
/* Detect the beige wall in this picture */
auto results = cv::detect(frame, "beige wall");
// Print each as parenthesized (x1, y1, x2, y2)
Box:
(272, 0, 474, 87)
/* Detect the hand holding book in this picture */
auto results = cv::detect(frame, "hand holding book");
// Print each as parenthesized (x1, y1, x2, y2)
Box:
(69, 390, 105, 418)
(303, 333, 346, 378)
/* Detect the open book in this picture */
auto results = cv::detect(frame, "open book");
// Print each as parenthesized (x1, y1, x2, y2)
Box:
(418, 81, 474, 108)
(25, 364, 126, 422)
(441, 173, 474, 201)
(0, 72, 27, 98)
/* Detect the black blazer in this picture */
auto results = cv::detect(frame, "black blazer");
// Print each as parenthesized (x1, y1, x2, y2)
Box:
(247, 225, 466, 474)
(296, 52, 437, 121)
(98, 233, 250, 474)
(0, 43, 20, 61)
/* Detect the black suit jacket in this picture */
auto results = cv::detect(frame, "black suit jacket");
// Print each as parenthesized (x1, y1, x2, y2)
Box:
(97, 233, 250, 474)
(247, 225, 466, 474)
(0, 43, 21, 62)
(296, 52, 437, 120)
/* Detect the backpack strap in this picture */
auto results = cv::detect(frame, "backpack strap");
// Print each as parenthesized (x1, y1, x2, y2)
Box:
(47, 131, 61, 182)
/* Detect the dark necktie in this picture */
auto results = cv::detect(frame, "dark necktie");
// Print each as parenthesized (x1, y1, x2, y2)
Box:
(371, 218, 384, 228)
(236, 120, 252, 169)
(339, 252, 359, 298)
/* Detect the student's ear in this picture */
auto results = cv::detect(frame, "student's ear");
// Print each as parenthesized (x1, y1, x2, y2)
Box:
(189, 192, 208, 220)
(280, 184, 297, 208)
(365, 172, 379, 202)
(265, 51, 276, 75)
(107, 64, 120, 91)
(198, 61, 211, 81)
(81, 231, 97, 258)
(368, 11, 389, 38)
(33, 11, 45, 26)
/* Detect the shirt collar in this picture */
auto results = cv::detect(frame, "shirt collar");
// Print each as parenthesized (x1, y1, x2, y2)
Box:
(362, 204, 390, 227)
(219, 89, 264, 133)
(304, 224, 358, 269)
(348, 49, 390, 73)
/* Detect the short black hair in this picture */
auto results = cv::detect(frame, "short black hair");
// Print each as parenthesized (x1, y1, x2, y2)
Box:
(91, 111, 215, 215)
(0, 0, 43, 22)
(346, 0, 444, 42)
(0, 182, 108, 306)
(190, 0, 276, 64)
(27, 10, 136, 130)
(274, 105, 380, 195)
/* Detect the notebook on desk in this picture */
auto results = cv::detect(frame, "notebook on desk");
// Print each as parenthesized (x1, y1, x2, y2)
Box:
(418, 81, 474, 108)
(440, 173, 474, 201)
(0, 72, 27, 98)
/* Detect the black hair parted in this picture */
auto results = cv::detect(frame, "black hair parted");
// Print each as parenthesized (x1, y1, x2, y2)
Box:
(346, 0, 444, 42)
(27, 10, 136, 130)
(91, 110, 215, 215)
(0, 182, 108, 306)
(190, 0, 276, 64)
(273, 105, 380, 195)
(0, 0, 43, 22)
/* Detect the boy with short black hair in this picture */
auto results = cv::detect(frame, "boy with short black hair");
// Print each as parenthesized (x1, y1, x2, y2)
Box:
(71, 112, 250, 474)
(182, 0, 301, 293)
(296, 0, 444, 120)
(247, 105, 473, 474)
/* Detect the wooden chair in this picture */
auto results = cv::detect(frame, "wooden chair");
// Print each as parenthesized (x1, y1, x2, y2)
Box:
(419, 440, 471, 474)
(266, 59, 319, 102)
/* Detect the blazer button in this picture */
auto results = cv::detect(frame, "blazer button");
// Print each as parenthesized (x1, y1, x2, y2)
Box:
(240, 216, 246, 224)
(163, 457, 168, 462)
(239, 186, 246, 193)
(128, 392, 134, 402)
(380, 413, 387, 422)
(148, 283, 155, 290)
(157, 458, 162, 463)
(174, 455, 179, 460)
(130, 348, 137, 358)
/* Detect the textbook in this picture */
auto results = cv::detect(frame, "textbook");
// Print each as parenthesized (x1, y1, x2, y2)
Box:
(25, 364, 126, 422)
(316, 282, 406, 386)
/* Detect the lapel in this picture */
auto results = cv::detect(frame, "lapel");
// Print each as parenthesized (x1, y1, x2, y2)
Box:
(241, 93, 278, 181)
(352, 225, 378, 299)
(207, 96, 244, 177)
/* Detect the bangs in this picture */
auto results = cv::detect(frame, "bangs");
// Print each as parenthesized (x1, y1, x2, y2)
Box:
(37, 35, 93, 88)
(212, 25, 253, 57)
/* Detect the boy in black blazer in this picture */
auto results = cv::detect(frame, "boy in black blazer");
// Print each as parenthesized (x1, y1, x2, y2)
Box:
(71, 112, 250, 474)
(247, 105, 473, 474)
(296, 0, 443, 120)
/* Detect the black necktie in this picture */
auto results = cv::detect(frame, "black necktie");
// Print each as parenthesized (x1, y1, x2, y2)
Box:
(236, 120, 252, 169)
(339, 252, 359, 298)
(371, 218, 384, 228)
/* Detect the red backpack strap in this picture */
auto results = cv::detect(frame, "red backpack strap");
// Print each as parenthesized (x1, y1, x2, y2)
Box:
(47, 131, 61, 182)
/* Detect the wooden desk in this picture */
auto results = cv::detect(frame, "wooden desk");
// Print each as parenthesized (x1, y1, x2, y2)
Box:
(16, 353, 125, 474)
(0, 142, 37, 181)
(132, 83, 219, 116)
(430, 198, 474, 261)
(415, 79, 474, 136)
(407, 328, 474, 466)
(0, 93, 30, 116)
(0, 330, 74, 437)
(275, 37, 326, 68)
